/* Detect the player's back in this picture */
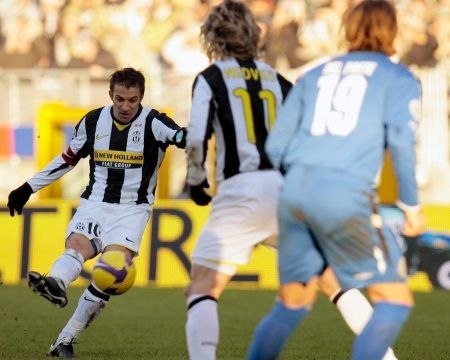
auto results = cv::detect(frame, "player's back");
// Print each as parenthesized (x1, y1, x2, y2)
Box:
(192, 58, 291, 181)
(282, 51, 419, 187)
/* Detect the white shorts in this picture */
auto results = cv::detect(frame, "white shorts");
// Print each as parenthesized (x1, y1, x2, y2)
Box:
(66, 199, 151, 253)
(192, 170, 283, 275)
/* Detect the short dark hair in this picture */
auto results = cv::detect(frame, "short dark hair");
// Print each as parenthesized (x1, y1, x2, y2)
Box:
(109, 68, 145, 95)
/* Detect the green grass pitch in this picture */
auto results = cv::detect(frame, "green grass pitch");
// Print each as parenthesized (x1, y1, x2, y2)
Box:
(0, 285, 449, 359)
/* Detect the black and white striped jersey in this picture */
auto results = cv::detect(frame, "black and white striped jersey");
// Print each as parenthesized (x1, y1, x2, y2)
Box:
(28, 105, 181, 205)
(186, 58, 292, 186)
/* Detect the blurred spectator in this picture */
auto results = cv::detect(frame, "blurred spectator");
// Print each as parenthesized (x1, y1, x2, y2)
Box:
(429, 1, 450, 64)
(0, 0, 41, 30)
(62, 0, 106, 30)
(52, 12, 82, 67)
(249, 0, 275, 46)
(39, 0, 66, 39)
(0, 19, 5, 48)
(295, 5, 341, 65)
(0, 15, 50, 69)
(264, 0, 307, 70)
(95, 0, 157, 72)
(66, 30, 117, 73)
(398, 14, 438, 68)
(141, 0, 178, 55)
(161, 6, 208, 76)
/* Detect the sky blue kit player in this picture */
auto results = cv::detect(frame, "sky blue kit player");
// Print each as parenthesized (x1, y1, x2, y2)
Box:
(248, 1, 427, 360)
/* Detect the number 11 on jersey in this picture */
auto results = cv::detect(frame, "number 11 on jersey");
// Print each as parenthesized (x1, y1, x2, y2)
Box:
(234, 88, 277, 144)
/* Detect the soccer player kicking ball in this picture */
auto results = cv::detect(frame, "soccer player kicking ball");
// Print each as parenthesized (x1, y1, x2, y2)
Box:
(7, 67, 186, 358)
(248, 1, 426, 359)
(184, 2, 397, 360)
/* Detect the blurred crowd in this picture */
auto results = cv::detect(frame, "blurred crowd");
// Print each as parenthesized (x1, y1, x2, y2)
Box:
(0, 0, 448, 202)
(0, 0, 448, 76)
(264, 0, 449, 73)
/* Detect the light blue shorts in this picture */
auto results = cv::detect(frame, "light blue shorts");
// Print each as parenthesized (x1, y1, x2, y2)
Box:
(278, 167, 408, 290)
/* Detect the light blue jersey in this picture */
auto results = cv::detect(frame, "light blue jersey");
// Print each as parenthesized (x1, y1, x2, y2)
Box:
(266, 51, 421, 207)
(268, 52, 422, 289)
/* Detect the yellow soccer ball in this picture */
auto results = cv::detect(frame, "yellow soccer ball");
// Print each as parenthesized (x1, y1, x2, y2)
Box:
(92, 251, 136, 295)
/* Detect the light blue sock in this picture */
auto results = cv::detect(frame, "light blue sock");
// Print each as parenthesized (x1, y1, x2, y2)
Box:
(247, 301, 309, 360)
(352, 302, 412, 360)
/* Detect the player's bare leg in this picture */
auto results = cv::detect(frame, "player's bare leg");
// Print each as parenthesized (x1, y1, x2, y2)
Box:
(185, 263, 233, 360)
(319, 267, 397, 360)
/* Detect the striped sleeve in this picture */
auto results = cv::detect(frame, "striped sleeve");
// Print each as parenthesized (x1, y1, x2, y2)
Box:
(266, 79, 304, 170)
(150, 111, 180, 148)
(27, 115, 90, 192)
(186, 74, 214, 186)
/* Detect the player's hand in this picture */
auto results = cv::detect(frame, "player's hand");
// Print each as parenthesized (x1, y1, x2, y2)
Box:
(402, 208, 426, 237)
(7, 182, 33, 217)
(172, 128, 187, 149)
(189, 179, 212, 206)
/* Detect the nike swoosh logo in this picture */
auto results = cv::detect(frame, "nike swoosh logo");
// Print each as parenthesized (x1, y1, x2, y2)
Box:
(125, 237, 134, 242)
(96, 134, 108, 140)
(84, 296, 97, 303)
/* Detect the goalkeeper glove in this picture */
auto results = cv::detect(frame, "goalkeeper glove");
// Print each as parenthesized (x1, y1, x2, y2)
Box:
(7, 182, 33, 216)
(189, 179, 212, 206)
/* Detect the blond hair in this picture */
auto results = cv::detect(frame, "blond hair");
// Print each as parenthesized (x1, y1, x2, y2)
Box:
(200, 0, 261, 61)
(343, 0, 397, 56)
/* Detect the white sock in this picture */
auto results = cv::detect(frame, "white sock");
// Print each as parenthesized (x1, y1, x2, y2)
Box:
(332, 288, 398, 360)
(58, 283, 109, 342)
(186, 294, 219, 360)
(50, 249, 85, 289)
(332, 288, 373, 334)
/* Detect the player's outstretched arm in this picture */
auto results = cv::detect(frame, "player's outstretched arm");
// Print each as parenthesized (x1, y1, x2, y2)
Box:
(7, 113, 93, 216)
(6, 153, 77, 217)
(151, 112, 187, 148)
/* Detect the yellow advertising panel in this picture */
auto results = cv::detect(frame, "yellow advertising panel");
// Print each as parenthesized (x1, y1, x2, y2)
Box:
(0, 199, 277, 289)
(1, 200, 450, 291)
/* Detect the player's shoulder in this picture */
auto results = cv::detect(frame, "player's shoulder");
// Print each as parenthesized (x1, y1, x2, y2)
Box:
(290, 56, 332, 84)
(191, 63, 221, 91)
(390, 61, 419, 83)
(373, 55, 420, 89)
(357, 52, 417, 80)
(143, 107, 161, 121)
(254, 59, 293, 86)
(196, 63, 220, 80)
(143, 107, 177, 127)
(84, 107, 105, 121)
(253, 59, 278, 74)
(77, 107, 106, 130)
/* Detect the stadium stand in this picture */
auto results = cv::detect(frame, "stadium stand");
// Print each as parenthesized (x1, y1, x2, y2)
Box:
(0, 0, 448, 201)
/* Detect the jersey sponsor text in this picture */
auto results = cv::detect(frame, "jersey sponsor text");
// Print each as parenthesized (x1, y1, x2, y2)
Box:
(94, 150, 144, 168)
